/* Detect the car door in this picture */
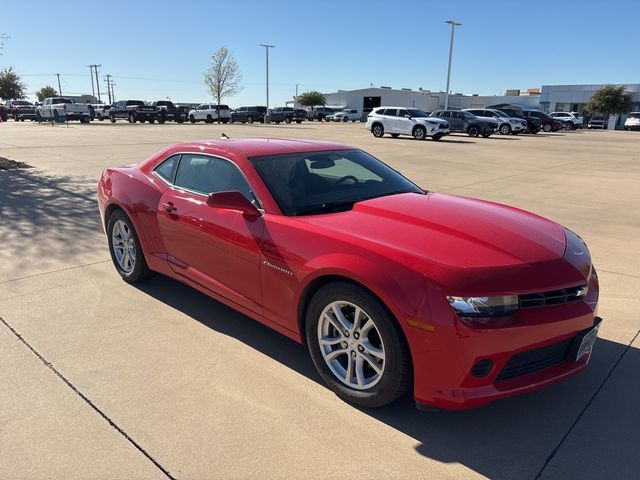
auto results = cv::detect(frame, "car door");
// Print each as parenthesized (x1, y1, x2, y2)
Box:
(450, 112, 465, 131)
(396, 109, 414, 134)
(156, 153, 265, 313)
(382, 108, 398, 132)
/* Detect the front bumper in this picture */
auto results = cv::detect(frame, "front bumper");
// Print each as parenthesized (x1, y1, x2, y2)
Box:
(412, 275, 600, 410)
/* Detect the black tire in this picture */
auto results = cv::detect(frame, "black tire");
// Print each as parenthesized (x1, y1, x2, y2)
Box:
(305, 282, 411, 408)
(285, 116, 292, 124)
(412, 125, 426, 140)
(482, 133, 491, 138)
(390, 133, 400, 138)
(110, 114, 116, 123)
(565, 121, 574, 130)
(371, 123, 384, 138)
(189, 115, 196, 123)
(499, 124, 511, 135)
(247, 116, 253, 124)
(221, 119, 229, 124)
(128, 112, 136, 123)
(343, 116, 349, 122)
(468, 125, 480, 137)
(543, 124, 552, 132)
(158, 112, 166, 124)
(431, 133, 443, 141)
(206, 115, 213, 124)
(296, 119, 302, 124)
(107, 209, 155, 284)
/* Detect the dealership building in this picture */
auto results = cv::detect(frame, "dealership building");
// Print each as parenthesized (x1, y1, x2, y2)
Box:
(311, 83, 640, 128)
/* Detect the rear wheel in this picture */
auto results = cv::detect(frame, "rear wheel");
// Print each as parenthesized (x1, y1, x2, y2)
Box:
(128, 112, 136, 123)
(247, 116, 253, 124)
(107, 209, 154, 283)
(285, 116, 292, 124)
(206, 115, 213, 124)
(371, 123, 384, 137)
(110, 114, 116, 123)
(305, 282, 411, 408)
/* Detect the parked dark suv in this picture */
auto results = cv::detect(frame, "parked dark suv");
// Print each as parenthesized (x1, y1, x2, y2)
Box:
(522, 110, 562, 132)
(268, 107, 298, 124)
(231, 106, 267, 123)
(430, 110, 497, 137)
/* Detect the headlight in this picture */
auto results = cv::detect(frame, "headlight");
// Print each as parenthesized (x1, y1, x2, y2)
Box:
(446, 295, 519, 317)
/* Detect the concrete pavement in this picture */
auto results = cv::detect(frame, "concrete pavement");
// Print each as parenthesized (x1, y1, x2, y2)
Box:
(1, 121, 638, 479)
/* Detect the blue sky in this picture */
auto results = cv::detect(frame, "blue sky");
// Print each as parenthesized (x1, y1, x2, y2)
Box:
(2, 0, 640, 106)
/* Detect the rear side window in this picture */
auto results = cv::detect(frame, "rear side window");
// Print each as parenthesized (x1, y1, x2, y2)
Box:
(154, 155, 179, 183)
(383, 109, 398, 117)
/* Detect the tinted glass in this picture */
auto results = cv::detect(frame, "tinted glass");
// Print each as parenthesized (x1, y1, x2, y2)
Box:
(397, 109, 411, 117)
(629, 113, 640, 118)
(383, 109, 398, 117)
(174, 154, 256, 202)
(155, 155, 178, 183)
(406, 109, 429, 117)
(249, 149, 423, 216)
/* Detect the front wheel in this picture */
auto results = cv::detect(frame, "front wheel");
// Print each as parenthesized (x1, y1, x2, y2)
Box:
(543, 124, 552, 132)
(499, 124, 511, 135)
(107, 209, 154, 283)
(247, 116, 253, 124)
(468, 125, 480, 137)
(285, 116, 292, 124)
(189, 115, 196, 123)
(128, 113, 136, 123)
(412, 125, 426, 140)
(305, 282, 411, 408)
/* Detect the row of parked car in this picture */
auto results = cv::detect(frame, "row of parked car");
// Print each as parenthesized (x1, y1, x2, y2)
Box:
(363, 106, 596, 140)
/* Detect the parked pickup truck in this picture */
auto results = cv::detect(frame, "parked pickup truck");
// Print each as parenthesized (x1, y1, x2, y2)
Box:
(267, 107, 299, 124)
(152, 100, 186, 123)
(5, 100, 36, 121)
(109, 100, 158, 123)
(35, 97, 91, 123)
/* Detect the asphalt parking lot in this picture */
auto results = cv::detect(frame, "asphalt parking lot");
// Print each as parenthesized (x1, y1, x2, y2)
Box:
(1, 121, 638, 480)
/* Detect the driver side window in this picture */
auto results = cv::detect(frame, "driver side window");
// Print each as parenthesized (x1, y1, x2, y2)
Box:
(173, 154, 258, 205)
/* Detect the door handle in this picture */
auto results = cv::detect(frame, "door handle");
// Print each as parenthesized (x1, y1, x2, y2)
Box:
(161, 201, 177, 214)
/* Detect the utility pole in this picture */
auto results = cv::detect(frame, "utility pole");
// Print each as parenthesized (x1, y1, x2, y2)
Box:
(105, 74, 113, 104)
(444, 20, 462, 110)
(56, 73, 62, 95)
(91, 64, 102, 102)
(86, 65, 96, 99)
(259, 44, 274, 112)
(110, 82, 116, 102)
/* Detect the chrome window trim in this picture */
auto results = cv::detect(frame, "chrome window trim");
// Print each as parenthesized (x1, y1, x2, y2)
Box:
(152, 151, 264, 211)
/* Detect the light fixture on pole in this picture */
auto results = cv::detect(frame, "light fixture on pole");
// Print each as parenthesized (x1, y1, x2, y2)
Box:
(259, 44, 274, 113)
(444, 20, 462, 110)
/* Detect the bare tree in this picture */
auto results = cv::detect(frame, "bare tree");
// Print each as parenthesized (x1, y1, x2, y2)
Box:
(203, 47, 242, 123)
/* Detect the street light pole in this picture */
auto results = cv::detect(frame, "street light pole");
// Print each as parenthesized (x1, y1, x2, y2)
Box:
(444, 20, 462, 110)
(259, 44, 274, 112)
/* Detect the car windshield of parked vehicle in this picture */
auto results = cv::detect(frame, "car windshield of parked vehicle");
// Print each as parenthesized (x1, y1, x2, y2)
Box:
(406, 109, 429, 118)
(53, 98, 72, 104)
(628, 113, 640, 118)
(462, 111, 478, 120)
(127, 101, 145, 106)
(250, 149, 424, 216)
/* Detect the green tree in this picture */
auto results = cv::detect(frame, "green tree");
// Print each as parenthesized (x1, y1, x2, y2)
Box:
(36, 85, 58, 102)
(203, 47, 242, 123)
(0, 67, 26, 100)
(297, 91, 326, 110)
(586, 85, 634, 121)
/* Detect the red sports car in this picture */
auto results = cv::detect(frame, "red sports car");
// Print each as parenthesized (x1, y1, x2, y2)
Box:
(97, 138, 601, 410)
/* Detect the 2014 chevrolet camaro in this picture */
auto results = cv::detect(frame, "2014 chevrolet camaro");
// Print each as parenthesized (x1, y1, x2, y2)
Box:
(97, 138, 601, 410)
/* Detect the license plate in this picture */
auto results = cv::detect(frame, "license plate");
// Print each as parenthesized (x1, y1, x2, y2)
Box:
(574, 321, 601, 361)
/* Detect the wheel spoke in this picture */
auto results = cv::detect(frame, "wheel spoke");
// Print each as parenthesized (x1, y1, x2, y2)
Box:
(345, 354, 354, 384)
(324, 313, 345, 336)
(352, 306, 362, 332)
(361, 351, 383, 374)
(361, 340, 384, 361)
(354, 356, 365, 387)
(360, 318, 374, 336)
(325, 347, 348, 362)
(331, 304, 351, 332)
(319, 335, 343, 347)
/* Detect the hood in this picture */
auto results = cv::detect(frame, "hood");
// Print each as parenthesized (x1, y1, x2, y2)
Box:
(418, 117, 448, 125)
(301, 192, 566, 269)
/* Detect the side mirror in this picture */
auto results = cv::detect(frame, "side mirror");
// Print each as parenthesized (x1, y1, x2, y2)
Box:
(404, 114, 412, 118)
(206, 191, 261, 218)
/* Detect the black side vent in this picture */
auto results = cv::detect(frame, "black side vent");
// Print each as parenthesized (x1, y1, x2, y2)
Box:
(496, 338, 573, 382)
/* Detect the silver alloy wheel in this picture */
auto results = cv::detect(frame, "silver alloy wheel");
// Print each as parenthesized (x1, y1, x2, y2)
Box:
(500, 124, 511, 135)
(413, 126, 426, 140)
(111, 219, 136, 274)
(372, 124, 383, 137)
(317, 301, 386, 390)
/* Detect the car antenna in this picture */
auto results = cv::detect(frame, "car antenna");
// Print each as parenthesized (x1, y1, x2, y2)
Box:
(220, 132, 230, 139)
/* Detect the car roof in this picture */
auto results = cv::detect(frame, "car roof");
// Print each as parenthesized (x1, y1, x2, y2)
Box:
(165, 138, 352, 157)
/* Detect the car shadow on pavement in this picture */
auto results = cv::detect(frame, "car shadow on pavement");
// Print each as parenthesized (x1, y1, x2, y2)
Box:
(135, 273, 637, 480)
(0, 168, 104, 280)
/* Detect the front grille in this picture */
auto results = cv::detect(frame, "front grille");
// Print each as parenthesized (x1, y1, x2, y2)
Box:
(496, 338, 573, 381)
(519, 284, 587, 309)
(439, 123, 448, 129)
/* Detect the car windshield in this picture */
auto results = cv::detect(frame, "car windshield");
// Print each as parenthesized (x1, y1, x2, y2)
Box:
(629, 113, 640, 119)
(127, 101, 144, 106)
(504, 110, 525, 118)
(462, 112, 477, 120)
(250, 149, 424, 216)
(407, 109, 429, 117)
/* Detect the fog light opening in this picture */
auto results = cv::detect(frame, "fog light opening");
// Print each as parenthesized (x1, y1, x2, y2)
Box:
(471, 359, 494, 378)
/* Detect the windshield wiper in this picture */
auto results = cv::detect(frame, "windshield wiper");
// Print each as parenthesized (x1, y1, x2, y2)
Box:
(294, 200, 357, 216)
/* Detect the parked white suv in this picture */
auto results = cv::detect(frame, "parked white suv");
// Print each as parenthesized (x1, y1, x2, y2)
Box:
(464, 108, 527, 135)
(188, 104, 231, 123)
(366, 107, 450, 140)
(624, 112, 640, 131)
(550, 111, 583, 130)
(333, 109, 361, 122)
